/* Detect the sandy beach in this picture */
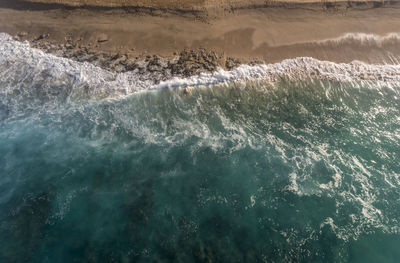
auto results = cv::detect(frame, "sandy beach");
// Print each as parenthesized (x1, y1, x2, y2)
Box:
(1, 0, 400, 75)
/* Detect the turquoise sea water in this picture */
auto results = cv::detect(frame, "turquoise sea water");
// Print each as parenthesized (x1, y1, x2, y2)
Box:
(1, 35, 400, 262)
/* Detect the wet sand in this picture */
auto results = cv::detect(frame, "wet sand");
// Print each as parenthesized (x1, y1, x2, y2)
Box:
(1, 0, 400, 75)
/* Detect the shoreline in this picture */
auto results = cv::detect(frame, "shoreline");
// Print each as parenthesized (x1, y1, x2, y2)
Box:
(3, 32, 400, 103)
(1, 0, 400, 78)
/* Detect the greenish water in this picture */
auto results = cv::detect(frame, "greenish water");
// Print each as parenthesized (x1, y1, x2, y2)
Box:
(1, 75, 399, 262)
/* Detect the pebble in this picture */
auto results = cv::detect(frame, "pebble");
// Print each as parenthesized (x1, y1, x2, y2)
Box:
(97, 33, 109, 43)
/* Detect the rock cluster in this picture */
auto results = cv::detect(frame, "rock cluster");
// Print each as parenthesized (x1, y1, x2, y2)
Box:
(14, 32, 248, 82)
(170, 49, 221, 76)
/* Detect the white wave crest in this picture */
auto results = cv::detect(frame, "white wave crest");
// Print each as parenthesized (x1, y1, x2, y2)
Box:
(317, 32, 400, 47)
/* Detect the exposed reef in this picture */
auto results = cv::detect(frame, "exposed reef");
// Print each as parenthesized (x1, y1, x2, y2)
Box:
(20, 33, 245, 81)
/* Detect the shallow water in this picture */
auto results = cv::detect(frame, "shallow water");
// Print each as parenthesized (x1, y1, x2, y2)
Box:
(1, 33, 400, 262)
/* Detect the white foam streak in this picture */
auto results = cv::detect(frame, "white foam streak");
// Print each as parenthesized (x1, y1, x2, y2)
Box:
(317, 32, 400, 47)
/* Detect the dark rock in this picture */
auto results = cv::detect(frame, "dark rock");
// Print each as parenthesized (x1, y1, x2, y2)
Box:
(169, 48, 222, 77)
(97, 33, 109, 43)
(17, 31, 28, 38)
(124, 59, 138, 71)
(225, 57, 241, 70)
(35, 33, 49, 41)
(249, 60, 263, 66)
(147, 55, 165, 72)
(65, 43, 73, 49)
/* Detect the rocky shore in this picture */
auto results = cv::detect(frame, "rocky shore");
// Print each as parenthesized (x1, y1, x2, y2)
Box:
(15, 32, 245, 81)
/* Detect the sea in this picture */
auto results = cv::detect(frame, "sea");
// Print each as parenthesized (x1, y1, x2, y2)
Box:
(0, 33, 399, 262)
